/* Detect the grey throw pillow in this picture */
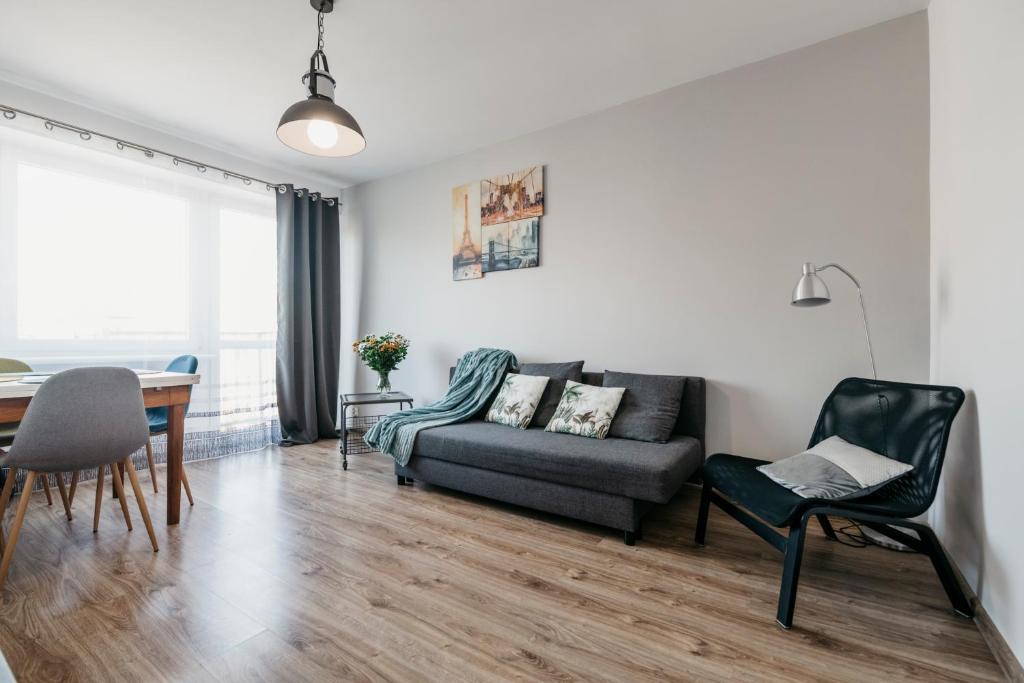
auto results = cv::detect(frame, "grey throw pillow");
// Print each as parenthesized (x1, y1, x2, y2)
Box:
(603, 371, 685, 443)
(519, 361, 584, 427)
(758, 436, 913, 500)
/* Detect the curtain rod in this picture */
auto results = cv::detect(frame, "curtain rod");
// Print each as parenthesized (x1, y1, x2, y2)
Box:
(0, 103, 338, 206)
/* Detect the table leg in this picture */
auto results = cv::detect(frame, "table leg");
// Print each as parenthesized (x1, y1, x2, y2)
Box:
(166, 403, 184, 525)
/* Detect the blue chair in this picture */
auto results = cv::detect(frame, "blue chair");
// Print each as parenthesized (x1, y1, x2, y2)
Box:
(144, 355, 198, 506)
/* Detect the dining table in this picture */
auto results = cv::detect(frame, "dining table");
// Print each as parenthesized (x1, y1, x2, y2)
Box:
(0, 370, 200, 525)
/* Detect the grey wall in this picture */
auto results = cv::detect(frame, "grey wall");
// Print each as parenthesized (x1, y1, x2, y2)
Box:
(929, 0, 1024, 667)
(343, 13, 930, 460)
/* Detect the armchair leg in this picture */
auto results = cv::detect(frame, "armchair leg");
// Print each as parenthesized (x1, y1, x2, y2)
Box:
(623, 530, 636, 546)
(816, 514, 838, 540)
(55, 473, 72, 521)
(695, 481, 712, 546)
(0, 471, 36, 591)
(41, 475, 53, 506)
(776, 517, 809, 629)
(124, 458, 158, 552)
(916, 524, 973, 618)
(93, 466, 105, 533)
(0, 467, 17, 555)
(396, 475, 406, 486)
(68, 471, 79, 506)
(145, 439, 158, 494)
(181, 465, 194, 506)
(109, 463, 133, 532)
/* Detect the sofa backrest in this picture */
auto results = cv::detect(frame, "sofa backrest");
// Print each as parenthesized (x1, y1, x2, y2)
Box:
(450, 365, 707, 457)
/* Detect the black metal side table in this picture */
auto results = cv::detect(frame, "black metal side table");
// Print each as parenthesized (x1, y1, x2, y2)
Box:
(339, 391, 414, 470)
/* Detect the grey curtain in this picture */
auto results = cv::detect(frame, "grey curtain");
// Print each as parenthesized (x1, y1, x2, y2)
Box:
(276, 188, 341, 445)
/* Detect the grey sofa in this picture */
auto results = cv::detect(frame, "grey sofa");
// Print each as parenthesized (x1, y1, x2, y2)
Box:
(394, 371, 706, 544)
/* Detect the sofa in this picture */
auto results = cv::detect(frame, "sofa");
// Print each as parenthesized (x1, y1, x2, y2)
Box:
(394, 370, 706, 544)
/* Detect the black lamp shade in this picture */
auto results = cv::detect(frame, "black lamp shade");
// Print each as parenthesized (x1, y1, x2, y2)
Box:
(277, 97, 366, 157)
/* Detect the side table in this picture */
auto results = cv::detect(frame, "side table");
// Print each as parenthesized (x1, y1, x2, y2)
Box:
(339, 391, 414, 470)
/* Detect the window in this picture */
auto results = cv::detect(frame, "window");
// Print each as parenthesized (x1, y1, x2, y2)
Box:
(0, 125, 280, 452)
(15, 163, 190, 341)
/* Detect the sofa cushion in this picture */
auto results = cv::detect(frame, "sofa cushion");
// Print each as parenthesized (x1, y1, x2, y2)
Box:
(411, 420, 701, 502)
(484, 374, 549, 429)
(545, 380, 625, 439)
(519, 361, 584, 427)
(603, 371, 686, 443)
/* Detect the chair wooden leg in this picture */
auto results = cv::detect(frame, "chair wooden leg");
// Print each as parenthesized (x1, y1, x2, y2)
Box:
(181, 465, 194, 506)
(0, 467, 17, 555)
(145, 439, 158, 494)
(108, 464, 133, 532)
(776, 518, 809, 629)
(68, 471, 79, 506)
(55, 473, 72, 521)
(695, 481, 712, 546)
(93, 466, 105, 533)
(124, 458, 158, 552)
(112, 463, 125, 499)
(41, 475, 53, 506)
(0, 471, 36, 591)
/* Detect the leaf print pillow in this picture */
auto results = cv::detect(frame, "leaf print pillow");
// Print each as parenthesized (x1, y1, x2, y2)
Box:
(545, 380, 625, 439)
(485, 374, 550, 429)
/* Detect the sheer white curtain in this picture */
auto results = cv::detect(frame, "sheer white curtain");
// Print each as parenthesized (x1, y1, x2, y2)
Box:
(0, 125, 280, 463)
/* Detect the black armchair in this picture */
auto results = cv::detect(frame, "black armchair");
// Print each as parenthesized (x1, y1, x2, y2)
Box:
(695, 377, 971, 629)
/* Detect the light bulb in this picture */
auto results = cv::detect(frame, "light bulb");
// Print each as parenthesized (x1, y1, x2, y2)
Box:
(306, 120, 338, 149)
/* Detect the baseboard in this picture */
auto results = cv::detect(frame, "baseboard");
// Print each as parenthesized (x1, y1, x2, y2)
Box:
(943, 542, 1024, 682)
(975, 603, 1024, 683)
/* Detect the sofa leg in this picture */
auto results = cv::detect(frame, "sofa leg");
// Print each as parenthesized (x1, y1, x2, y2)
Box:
(396, 475, 406, 486)
(623, 530, 636, 546)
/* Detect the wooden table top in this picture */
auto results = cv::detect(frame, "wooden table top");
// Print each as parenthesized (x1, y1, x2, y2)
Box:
(0, 370, 200, 400)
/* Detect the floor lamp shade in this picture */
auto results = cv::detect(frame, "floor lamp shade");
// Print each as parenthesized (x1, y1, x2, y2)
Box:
(791, 262, 832, 306)
(790, 261, 877, 379)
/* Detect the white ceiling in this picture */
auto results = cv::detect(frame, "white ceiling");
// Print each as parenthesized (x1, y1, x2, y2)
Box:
(0, 0, 929, 188)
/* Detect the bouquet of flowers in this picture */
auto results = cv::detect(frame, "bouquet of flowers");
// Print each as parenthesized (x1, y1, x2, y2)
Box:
(352, 332, 410, 393)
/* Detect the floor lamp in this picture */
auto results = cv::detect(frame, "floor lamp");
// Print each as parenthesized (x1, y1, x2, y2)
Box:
(791, 261, 908, 549)
(791, 262, 877, 380)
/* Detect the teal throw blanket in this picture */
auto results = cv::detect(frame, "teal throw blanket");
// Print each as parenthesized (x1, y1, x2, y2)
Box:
(364, 348, 518, 466)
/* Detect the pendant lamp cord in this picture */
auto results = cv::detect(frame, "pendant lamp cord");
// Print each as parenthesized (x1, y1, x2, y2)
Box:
(317, 10, 325, 52)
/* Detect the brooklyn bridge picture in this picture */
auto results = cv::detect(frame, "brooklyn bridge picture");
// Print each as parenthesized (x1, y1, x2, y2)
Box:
(481, 218, 539, 272)
(480, 166, 544, 227)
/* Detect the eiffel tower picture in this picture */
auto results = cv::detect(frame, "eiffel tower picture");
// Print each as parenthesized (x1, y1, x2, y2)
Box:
(452, 182, 482, 280)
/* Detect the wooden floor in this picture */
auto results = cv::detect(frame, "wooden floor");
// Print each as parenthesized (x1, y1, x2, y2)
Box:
(0, 443, 1004, 682)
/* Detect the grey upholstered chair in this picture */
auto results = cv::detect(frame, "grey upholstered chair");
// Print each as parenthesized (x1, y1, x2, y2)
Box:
(0, 358, 62, 509)
(0, 367, 159, 590)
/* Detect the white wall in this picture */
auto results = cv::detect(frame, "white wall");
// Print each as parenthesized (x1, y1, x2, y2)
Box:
(929, 0, 1024, 667)
(344, 14, 931, 459)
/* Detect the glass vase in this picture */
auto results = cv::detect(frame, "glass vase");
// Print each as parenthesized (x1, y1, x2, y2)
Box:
(376, 370, 392, 394)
